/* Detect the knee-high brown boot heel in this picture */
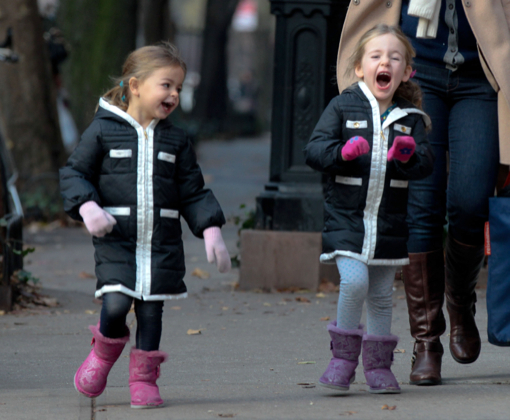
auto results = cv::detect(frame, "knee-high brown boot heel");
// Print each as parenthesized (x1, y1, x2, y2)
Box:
(402, 250, 446, 385)
(445, 236, 484, 364)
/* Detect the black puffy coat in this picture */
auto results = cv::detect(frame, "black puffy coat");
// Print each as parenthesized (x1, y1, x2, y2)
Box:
(60, 99, 225, 300)
(304, 82, 434, 266)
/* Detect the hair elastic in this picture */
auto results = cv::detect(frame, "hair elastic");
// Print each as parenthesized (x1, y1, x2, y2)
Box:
(122, 95, 126, 102)
(410, 69, 417, 78)
(120, 80, 124, 87)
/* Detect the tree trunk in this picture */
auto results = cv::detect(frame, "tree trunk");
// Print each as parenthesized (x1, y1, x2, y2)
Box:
(0, 0, 66, 186)
(57, 0, 138, 133)
(141, 0, 175, 45)
(193, 0, 239, 131)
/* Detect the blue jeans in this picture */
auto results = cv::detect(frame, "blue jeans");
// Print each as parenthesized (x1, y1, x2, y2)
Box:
(406, 61, 500, 252)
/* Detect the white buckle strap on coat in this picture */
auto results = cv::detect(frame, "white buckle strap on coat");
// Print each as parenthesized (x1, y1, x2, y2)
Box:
(104, 207, 131, 216)
(160, 209, 179, 219)
(390, 180, 409, 188)
(346, 120, 368, 129)
(157, 151, 176, 163)
(336, 176, 363, 186)
(394, 123, 412, 135)
(110, 149, 133, 158)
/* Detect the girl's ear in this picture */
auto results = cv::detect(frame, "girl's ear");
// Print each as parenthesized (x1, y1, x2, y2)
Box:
(354, 64, 364, 80)
(129, 77, 139, 96)
(401, 64, 413, 83)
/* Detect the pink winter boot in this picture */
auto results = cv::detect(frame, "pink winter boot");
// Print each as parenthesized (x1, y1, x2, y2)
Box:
(74, 324, 130, 398)
(362, 334, 401, 394)
(129, 348, 168, 409)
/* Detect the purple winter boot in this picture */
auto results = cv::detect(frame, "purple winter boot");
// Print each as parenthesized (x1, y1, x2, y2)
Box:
(129, 348, 168, 409)
(74, 324, 130, 398)
(319, 322, 364, 391)
(362, 334, 401, 394)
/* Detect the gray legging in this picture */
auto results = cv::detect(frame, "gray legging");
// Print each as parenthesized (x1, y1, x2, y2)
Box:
(335, 256, 396, 336)
(99, 292, 164, 351)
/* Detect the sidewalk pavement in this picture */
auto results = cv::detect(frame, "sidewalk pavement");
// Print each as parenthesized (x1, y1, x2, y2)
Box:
(0, 133, 509, 420)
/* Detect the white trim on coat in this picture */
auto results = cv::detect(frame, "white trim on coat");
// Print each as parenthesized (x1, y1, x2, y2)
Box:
(95, 284, 188, 300)
(98, 99, 163, 300)
(158, 151, 176, 163)
(103, 206, 131, 216)
(319, 250, 409, 266)
(357, 81, 387, 262)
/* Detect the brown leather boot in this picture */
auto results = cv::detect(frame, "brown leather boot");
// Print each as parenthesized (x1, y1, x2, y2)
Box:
(445, 236, 484, 364)
(402, 250, 446, 385)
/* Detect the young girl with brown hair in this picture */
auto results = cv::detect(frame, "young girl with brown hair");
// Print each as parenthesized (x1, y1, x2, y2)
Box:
(60, 42, 230, 408)
(304, 25, 434, 394)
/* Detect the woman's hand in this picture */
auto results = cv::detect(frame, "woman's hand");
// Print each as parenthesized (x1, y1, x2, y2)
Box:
(79, 201, 117, 237)
(388, 136, 416, 162)
(203, 226, 231, 273)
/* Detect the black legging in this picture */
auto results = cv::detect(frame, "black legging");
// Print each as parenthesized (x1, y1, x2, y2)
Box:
(99, 292, 164, 351)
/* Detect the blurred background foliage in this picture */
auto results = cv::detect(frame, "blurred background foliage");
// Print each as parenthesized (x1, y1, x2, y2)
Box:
(0, 0, 275, 220)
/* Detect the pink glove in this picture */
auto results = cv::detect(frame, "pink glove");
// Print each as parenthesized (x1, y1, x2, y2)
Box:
(79, 201, 117, 237)
(203, 226, 231, 273)
(341, 136, 370, 161)
(388, 136, 416, 162)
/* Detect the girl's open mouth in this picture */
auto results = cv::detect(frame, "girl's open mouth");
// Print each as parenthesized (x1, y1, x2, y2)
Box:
(376, 72, 391, 89)
(162, 101, 173, 112)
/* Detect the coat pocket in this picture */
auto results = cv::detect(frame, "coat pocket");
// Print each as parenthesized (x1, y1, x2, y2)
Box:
(103, 206, 132, 239)
(158, 208, 182, 244)
(331, 176, 363, 209)
(387, 180, 409, 213)
(109, 149, 133, 173)
(156, 151, 176, 177)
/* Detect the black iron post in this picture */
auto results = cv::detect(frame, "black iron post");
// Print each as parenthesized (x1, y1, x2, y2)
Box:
(256, 0, 349, 231)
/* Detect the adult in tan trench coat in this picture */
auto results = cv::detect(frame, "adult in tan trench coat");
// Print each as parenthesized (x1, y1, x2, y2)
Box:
(336, 0, 510, 386)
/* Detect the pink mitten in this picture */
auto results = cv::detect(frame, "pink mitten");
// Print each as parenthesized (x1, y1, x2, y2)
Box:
(388, 136, 416, 162)
(79, 201, 117, 237)
(203, 227, 231, 273)
(341, 136, 370, 161)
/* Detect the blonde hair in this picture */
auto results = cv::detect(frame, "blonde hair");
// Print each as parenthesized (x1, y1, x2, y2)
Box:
(346, 24, 423, 110)
(102, 41, 187, 111)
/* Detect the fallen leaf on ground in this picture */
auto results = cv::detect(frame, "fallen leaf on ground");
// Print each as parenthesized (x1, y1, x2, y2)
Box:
(0, 311, 5, 316)
(320, 316, 330, 321)
(218, 414, 235, 418)
(79, 271, 95, 279)
(295, 297, 311, 303)
(382, 405, 396, 410)
(339, 411, 357, 416)
(297, 361, 316, 365)
(318, 281, 339, 293)
(85, 310, 96, 315)
(263, 302, 271, 307)
(397, 295, 405, 299)
(192, 268, 210, 279)
(187, 329, 202, 335)
(37, 297, 58, 307)
(394, 349, 406, 353)
(316, 292, 326, 298)
(222, 306, 229, 310)
(170, 306, 181, 310)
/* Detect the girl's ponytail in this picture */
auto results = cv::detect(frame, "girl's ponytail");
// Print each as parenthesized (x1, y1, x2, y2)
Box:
(102, 79, 129, 111)
(395, 79, 423, 110)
